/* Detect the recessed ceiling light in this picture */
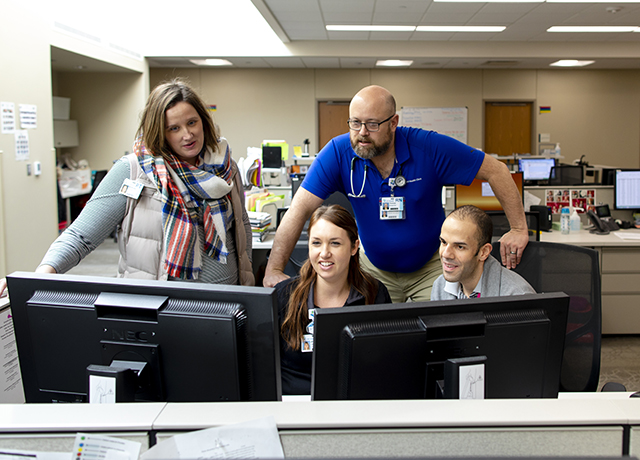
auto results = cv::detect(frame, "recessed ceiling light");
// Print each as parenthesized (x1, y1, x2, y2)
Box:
(326, 25, 416, 32)
(376, 60, 414, 67)
(416, 26, 506, 32)
(547, 26, 638, 32)
(189, 59, 233, 66)
(550, 60, 595, 67)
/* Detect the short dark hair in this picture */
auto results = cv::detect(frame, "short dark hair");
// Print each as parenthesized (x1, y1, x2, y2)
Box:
(448, 205, 493, 249)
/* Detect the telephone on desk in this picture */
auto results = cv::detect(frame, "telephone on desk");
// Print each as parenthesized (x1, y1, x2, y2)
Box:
(587, 204, 620, 235)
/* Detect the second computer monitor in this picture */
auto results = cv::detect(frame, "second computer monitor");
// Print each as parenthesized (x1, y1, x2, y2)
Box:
(519, 158, 556, 183)
(311, 292, 569, 401)
(455, 172, 523, 211)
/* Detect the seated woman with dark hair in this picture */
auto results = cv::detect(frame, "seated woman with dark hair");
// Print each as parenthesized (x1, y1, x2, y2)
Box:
(275, 204, 391, 395)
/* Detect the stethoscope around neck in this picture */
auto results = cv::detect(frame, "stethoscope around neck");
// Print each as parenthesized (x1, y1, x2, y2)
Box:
(348, 156, 406, 198)
(348, 157, 368, 198)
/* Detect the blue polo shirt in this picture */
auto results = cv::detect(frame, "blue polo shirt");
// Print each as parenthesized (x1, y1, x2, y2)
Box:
(301, 127, 484, 273)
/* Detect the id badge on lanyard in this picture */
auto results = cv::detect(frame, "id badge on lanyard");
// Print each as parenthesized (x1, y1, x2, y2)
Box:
(380, 176, 406, 220)
(302, 309, 315, 352)
(380, 196, 405, 220)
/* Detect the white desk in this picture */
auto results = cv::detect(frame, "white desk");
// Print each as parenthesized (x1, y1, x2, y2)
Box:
(541, 229, 640, 333)
(1, 396, 640, 457)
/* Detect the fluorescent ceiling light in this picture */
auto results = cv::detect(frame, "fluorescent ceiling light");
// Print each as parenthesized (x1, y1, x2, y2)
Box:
(547, 26, 638, 32)
(550, 60, 595, 67)
(376, 60, 414, 67)
(326, 25, 416, 32)
(416, 26, 506, 32)
(189, 59, 233, 66)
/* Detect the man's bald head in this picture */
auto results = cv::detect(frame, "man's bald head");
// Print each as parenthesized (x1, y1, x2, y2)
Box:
(351, 85, 396, 115)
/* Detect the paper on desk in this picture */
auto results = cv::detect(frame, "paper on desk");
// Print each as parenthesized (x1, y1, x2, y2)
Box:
(524, 190, 541, 211)
(73, 433, 141, 460)
(140, 416, 284, 460)
(0, 449, 68, 460)
(614, 231, 640, 240)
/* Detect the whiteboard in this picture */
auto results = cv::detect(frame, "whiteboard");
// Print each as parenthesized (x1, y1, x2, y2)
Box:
(400, 107, 468, 144)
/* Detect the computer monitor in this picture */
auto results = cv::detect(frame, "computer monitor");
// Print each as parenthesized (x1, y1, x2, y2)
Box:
(6, 272, 282, 403)
(455, 172, 523, 211)
(518, 158, 556, 183)
(614, 169, 640, 211)
(311, 292, 569, 400)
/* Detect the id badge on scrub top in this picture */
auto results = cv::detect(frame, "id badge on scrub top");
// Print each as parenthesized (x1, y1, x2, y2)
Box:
(380, 197, 405, 220)
(302, 309, 314, 352)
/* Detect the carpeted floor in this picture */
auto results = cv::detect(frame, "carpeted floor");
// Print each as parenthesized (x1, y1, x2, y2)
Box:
(599, 335, 640, 392)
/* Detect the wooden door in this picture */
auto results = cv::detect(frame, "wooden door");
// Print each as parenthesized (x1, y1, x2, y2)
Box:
(484, 102, 533, 157)
(318, 101, 350, 152)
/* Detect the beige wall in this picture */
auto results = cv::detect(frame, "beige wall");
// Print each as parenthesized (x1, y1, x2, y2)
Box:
(0, 1, 58, 278)
(55, 72, 149, 171)
(153, 67, 640, 169)
(0, 2, 149, 279)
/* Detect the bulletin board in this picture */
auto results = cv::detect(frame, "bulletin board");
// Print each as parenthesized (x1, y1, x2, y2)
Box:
(400, 107, 468, 144)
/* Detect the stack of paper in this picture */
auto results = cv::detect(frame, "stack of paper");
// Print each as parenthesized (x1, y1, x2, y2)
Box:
(248, 211, 272, 243)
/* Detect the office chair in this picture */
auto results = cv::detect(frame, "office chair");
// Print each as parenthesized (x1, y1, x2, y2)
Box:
(487, 211, 541, 242)
(549, 165, 584, 186)
(491, 241, 602, 392)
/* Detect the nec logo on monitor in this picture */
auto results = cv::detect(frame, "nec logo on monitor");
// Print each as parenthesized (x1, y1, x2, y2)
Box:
(107, 329, 152, 343)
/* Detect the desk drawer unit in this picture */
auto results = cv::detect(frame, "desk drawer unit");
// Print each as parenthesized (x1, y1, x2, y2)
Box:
(601, 247, 640, 334)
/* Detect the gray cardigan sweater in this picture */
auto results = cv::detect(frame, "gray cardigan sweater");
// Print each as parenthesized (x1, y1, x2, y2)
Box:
(431, 255, 535, 300)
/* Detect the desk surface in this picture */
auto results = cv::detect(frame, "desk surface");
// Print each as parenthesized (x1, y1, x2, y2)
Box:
(540, 228, 640, 247)
(255, 229, 640, 250)
(0, 395, 639, 433)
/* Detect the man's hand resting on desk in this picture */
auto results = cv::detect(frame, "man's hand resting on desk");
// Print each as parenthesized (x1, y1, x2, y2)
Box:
(263, 268, 290, 288)
(499, 229, 529, 269)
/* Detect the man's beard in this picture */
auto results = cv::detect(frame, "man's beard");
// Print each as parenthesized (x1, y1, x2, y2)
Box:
(351, 132, 392, 160)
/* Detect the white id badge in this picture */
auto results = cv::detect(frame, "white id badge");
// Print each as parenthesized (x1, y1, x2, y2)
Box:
(380, 196, 405, 220)
(301, 334, 313, 352)
(306, 309, 315, 334)
(119, 178, 144, 199)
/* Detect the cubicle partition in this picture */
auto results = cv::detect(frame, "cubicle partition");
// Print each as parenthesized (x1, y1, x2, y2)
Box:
(1, 396, 640, 457)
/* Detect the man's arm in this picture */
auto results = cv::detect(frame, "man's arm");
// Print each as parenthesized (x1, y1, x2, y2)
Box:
(476, 154, 529, 269)
(263, 188, 324, 287)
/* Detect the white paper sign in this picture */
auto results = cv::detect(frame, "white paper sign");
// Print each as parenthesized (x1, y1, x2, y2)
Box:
(73, 433, 141, 460)
(141, 416, 284, 460)
(0, 303, 24, 403)
(19, 104, 37, 129)
(1, 102, 15, 134)
(14, 130, 29, 161)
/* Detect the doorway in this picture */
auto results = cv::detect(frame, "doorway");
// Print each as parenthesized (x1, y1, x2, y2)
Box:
(484, 102, 533, 157)
(318, 101, 350, 152)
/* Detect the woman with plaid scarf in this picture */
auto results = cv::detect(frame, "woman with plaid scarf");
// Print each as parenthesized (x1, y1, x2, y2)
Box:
(0, 79, 253, 292)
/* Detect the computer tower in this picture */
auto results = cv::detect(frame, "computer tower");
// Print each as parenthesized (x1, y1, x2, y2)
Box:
(531, 205, 552, 232)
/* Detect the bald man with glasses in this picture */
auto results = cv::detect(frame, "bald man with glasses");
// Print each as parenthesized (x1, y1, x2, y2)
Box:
(264, 85, 528, 302)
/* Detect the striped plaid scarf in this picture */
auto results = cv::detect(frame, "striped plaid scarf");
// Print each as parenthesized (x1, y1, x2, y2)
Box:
(134, 136, 234, 280)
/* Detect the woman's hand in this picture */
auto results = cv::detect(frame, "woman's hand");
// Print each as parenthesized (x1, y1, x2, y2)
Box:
(0, 279, 7, 298)
(0, 265, 57, 298)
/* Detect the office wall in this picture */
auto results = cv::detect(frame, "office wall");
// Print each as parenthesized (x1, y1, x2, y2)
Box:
(55, 72, 149, 172)
(152, 67, 640, 169)
(0, 2, 149, 278)
(0, 1, 59, 278)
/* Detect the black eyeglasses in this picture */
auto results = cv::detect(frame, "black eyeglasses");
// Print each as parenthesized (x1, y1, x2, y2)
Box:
(347, 114, 394, 132)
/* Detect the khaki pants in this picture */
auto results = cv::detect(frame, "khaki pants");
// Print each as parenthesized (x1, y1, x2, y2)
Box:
(359, 247, 442, 303)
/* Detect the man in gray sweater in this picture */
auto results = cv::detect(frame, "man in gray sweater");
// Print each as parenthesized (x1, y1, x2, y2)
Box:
(431, 205, 535, 300)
